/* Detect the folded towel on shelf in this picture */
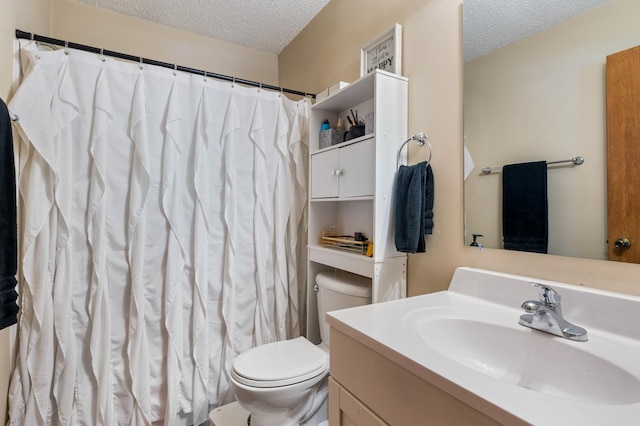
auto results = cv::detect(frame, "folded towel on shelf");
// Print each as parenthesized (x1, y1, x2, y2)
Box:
(502, 161, 548, 254)
(395, 161, 434, 253)
(0, 98, 18, 330)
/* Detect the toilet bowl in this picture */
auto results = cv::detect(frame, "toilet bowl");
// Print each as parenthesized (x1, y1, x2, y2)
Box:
(226, 271, 372, 426)
(230, 337, 329, 426)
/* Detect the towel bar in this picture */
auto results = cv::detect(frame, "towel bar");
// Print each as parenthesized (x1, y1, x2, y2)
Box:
(481, 156, 584, 174)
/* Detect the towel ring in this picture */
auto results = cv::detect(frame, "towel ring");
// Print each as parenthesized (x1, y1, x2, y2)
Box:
(397, 132, 432, 170)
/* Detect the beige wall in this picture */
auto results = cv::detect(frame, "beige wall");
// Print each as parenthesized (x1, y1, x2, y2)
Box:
(2, 0, 51, 97)
(51, 0, 278, 85)
(279, 0, 640, 299)
(464, 0, 639, 259)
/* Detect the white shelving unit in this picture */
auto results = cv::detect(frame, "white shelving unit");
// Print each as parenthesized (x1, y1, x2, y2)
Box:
(306, 69, 408, 343)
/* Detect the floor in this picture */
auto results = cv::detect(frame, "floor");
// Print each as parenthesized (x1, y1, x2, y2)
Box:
(207, 401, 250, 426)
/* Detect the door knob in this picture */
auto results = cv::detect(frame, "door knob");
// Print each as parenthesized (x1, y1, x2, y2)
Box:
(614, 238, 631, 250)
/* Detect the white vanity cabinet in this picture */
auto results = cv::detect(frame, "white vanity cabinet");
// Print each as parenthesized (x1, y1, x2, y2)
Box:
(306, 69, 408, 344)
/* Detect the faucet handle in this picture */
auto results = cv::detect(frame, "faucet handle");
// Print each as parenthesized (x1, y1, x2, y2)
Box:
(532, 283, 561, 307)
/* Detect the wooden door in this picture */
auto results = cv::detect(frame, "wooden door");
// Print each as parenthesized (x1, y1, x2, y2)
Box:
(606, 45, 640, 263)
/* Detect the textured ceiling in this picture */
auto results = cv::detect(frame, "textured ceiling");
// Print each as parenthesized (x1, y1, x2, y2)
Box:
(75, 0, 331, 54)
(463, 0, 616, 62)
(76, 0, 617, 59)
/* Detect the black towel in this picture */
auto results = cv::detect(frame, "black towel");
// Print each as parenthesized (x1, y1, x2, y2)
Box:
(424, 164, 434, 235)
(0, 98, 18, 330)
(395, 162, 434, 253)
(502, 161, 548, 254)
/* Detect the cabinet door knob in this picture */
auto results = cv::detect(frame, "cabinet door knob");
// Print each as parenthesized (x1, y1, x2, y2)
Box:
(331, 169, 337, 176)
(335, 169, 343, 176)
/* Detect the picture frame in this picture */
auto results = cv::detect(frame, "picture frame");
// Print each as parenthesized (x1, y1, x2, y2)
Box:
(360, 24, 402, 77)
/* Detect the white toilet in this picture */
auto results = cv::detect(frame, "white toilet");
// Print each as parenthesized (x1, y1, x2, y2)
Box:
(225, 271, 372, 426)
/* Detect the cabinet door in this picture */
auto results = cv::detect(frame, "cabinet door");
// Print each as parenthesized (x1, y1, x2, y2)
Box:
(329, 378, 388, 426)
(339, 138, 375, 198)
(311, 148, 340, 198)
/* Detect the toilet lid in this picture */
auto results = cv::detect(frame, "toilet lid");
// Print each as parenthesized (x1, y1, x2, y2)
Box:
(232, 337, 328, 387)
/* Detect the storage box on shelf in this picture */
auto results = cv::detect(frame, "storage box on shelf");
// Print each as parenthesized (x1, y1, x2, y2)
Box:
(319, 128, 347, 148)
(316, 81, 350, 102)
(306, 69, 408, 343)
(320, 235, 370, 256)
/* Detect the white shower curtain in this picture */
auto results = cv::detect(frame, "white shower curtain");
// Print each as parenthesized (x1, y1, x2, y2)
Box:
(7, 41, 309, 426)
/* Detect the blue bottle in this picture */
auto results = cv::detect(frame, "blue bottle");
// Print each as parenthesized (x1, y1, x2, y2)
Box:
(321, 119, 330, 132)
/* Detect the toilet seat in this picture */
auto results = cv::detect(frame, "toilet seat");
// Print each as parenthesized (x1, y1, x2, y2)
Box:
(231, 337, 329, 388)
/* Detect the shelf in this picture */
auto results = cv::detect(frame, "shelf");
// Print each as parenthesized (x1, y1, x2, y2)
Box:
(306, 69, 408, 339)
(308, 245, 405, 279)
(309, 196, 374, 203)
(308, 245, 375, 278)
(311, 133, 375, 155)
(312, 74, 373, 112)
(312, 69, 408, 113)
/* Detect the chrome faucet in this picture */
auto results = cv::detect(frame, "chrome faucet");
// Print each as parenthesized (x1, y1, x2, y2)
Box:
(519, 283, 588, 342)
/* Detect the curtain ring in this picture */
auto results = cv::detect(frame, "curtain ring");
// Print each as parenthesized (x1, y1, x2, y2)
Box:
(258, 82, 262, 92)
(99, 48, 105, 62)
(279, 87, 283, 98)
(173, 64, 177, 76)
(232, 76, 235, 88)
(203, 71, 207, 82)
(30, 33, 34, 41)
(139, 57, 144, 70)
(64, 41, 69, 55)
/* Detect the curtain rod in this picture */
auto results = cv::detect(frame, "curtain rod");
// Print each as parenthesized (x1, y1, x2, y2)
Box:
(15, 29, 315, 99)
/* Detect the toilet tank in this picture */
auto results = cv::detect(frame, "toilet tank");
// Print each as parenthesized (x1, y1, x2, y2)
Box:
(316, 271, 372, 347)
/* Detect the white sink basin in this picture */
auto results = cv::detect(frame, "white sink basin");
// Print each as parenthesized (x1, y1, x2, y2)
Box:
(327, 267, 640, 425)
(406, 306, 640, 405)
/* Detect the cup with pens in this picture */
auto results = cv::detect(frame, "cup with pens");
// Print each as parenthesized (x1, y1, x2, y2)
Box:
(344, 109, 365, 141)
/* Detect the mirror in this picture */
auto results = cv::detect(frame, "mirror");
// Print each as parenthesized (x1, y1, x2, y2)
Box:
(463, 0, 638, 260)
